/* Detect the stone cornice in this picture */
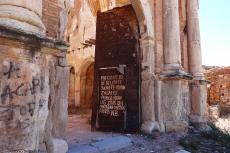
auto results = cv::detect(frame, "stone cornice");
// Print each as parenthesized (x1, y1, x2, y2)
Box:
(160, 69, 193, 81)
(0, 25, 69, 52)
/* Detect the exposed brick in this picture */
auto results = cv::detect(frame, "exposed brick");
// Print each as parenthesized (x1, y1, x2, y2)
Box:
(205, 66, 230, 106)
(42, 0, 59, 38)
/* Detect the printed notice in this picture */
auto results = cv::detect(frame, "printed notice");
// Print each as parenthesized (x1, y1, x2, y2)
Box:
(98, 67, 126, 130)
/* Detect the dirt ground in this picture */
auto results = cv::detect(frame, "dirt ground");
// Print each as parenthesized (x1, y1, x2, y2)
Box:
(65, 110, 184, 153)
(65, 110, 230, 153)
(113, 133, 184, 153)
(114, 116, 230, 153)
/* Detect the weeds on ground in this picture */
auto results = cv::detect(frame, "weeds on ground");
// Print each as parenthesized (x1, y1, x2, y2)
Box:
(179, 123, 230, 153)
(201, 123, 230, 147)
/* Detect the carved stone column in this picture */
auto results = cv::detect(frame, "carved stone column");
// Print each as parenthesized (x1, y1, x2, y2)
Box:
(162, 0, 182, 71)
(161, 0, 192, 132)
(187, 0, 203, 79)
(187, 0, 208, 124)
(0, 0, 46, 36)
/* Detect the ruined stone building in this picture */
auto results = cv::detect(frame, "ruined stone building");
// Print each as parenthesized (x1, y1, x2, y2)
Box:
(205, 66, 230, 116)
(0, 0, 208, 152)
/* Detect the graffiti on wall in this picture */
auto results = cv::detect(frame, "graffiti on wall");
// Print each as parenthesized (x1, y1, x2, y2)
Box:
(0, 61, 48, 152)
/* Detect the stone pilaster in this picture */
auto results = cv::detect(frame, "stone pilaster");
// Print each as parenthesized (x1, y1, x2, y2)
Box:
(187, 0, 208, 124)
(0, 0, 46, 36)
(140, 36, 161, 133)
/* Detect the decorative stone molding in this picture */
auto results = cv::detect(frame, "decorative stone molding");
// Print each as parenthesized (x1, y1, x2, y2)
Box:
(0, 0, 46, 36)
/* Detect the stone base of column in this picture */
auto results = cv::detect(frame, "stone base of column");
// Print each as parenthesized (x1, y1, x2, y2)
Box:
(141, 121, 165, 134)
(193, 72, 205, 81)
(160, 70, 192, 132)
(164, 63, 182, 71)
(190, 114, 208, 123)
(190, 115, 211, 132)
(190, 80, 209, 123)
(161, 66, 192, 80)
(46, 138, 68, 153)
(165, 121, 188, 132)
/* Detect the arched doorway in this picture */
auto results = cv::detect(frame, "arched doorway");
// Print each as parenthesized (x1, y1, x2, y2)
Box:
(68, 67, 76, 112)
(80, 63, 94, 109)
(86, 0, 156, 132)
(66, 1, 157, 149)
(79, 57, 95, 110)
(92, 5, 142, 132)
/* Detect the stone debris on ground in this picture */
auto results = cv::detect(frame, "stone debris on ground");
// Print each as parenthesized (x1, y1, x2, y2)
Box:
(179, 121, 230, 153)
(68, 136, 132, 153)
(112, 133, 185, 153)
(66, 113, 230, 153)
(214, 115, 230, 134)
(175, 150, 191, 153)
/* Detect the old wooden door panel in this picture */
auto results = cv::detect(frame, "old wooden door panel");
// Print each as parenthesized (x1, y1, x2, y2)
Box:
(92, 5, 141, 132)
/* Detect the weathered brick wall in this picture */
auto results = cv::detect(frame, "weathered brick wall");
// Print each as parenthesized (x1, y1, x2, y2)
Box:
(42, 0, 59, 38)
(205, 67, 230, 106)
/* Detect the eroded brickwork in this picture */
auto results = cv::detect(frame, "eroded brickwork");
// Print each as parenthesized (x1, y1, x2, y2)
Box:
(42, 0, 59, 38)
(205, 67, 230, 106)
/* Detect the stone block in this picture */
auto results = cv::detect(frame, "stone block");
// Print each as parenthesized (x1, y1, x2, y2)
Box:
(68, 145, 99, 153)
(161, 79, 190, 132)
(175, 150, 191, 153)
(91, 136, 132, 153)
(141, 121, 161, 134)
(165, 121, 188, 132)
(47, 138, 68, 153)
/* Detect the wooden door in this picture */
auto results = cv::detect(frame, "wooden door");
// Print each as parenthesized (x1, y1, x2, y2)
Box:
(92, 5, 141, 132)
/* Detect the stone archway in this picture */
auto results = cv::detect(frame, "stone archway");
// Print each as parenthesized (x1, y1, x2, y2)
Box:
(120, 0, 157, 132)
(81, 63, 94, 108)
(68, 67, 76, 109)
(67, 0, 158, 133)
(89, 0, 157, 132)
(79, 58, 95, 109)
